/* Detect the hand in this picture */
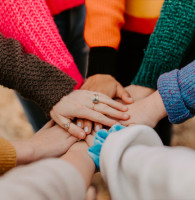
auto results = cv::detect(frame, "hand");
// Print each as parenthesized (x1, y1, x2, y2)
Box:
(119, 91, 167, 127)
(125, 85, 155, 101)
(82, 74, 133, 104)
(10, 121, 78, 165)
(50, 90, 130, 139)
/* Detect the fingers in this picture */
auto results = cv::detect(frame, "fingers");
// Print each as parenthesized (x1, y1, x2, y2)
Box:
(76, 119, 84, 129)
(116, 83, 133, 104)
(83, 120, 93, 135)
(94, 122, 102, 132)
(50, 110, 86, 139)
(97, 93, 128, 112)
(75, 107, 117, 127)
(93, 103, 130, 120)
(85, 134, 94, 147)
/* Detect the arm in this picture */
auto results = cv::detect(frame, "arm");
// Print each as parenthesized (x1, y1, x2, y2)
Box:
(0, 0, 83, 88)
(158, 60, 195, 124)
(100, 125, 195, 200)
(132, 0, 195, 89)
(0, 121, 77, 174)
(0, 33, 76, 117)
(0, 158, 86, 200)
(120, 61, 194, 127)
(84, 0, 125, 77)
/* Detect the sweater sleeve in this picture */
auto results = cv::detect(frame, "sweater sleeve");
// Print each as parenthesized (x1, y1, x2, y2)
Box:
(100, 125, 195, 200)
(0, 0, 83, 89)
(0, 159, 86, 200)
(0, 33, 76, 117)
(132, 0, 195, 89)
(0, 137, 16, 175)
(84, 0, 125, 77)
(157, 60, 195, 124)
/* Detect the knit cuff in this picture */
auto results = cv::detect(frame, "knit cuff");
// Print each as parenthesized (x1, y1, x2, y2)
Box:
(88, 125, 125, 169)
(157, 69, 193, 124)
(87, 47, 118, 77)
(0, 138, 16, 175)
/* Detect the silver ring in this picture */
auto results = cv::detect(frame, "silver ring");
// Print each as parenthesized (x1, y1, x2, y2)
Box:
(64, 122, 71, 131)
(93, 94, 99, 104)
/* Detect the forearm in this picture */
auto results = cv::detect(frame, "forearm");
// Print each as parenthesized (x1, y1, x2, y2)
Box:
(132, 0, 195, 89)
(61, 142, 95, 188)
(0, 0, 84, 88)
(85, 0, 125, 77)
(0, 159, 86, 200)
(158, 61, 195, 123)
(0, 34, 76, 117)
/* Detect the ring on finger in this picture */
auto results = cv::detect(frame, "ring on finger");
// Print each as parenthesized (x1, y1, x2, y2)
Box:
(93, 94, 99, 104)
(64, 121, 71, 131)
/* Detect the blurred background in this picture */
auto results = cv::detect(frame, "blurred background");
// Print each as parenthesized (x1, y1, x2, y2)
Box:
(0, 85, 194, 200)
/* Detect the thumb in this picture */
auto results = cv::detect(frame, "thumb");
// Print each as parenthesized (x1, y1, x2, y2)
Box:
(116, 84, 134, 104)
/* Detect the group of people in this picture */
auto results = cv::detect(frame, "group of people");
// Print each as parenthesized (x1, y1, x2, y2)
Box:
(0, 0, 194, 199)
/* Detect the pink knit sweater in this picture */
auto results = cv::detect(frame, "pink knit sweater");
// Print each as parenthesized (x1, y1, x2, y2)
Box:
(0, 0, 84, 89)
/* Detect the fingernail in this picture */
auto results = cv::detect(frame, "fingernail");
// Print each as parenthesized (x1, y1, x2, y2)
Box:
(123, 114, 129, 119)
(77, 122, 82, 127)
(115, 122, 120, 125)
(84, 126, 89, 133)
(95, 125, 100, 132)
(80, 132, 85, 138)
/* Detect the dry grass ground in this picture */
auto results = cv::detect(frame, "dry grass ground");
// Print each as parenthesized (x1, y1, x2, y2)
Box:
(0, 85, 194, 200)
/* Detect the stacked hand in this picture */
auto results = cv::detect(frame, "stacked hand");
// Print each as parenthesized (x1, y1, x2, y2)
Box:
(50, 90, 130, 139)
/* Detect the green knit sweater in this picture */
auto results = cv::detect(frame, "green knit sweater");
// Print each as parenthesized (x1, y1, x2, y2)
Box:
(132, 0, 195, 89)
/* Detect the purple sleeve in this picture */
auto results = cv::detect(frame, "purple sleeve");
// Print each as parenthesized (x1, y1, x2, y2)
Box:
(157, 60, 195, 124)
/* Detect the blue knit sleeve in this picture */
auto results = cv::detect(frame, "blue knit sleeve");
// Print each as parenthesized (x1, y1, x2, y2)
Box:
(157, 60, 195, 124)
(88, 125, 125, 169)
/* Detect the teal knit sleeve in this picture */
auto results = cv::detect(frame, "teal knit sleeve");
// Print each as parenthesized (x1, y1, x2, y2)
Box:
(132, 0, 195, 89)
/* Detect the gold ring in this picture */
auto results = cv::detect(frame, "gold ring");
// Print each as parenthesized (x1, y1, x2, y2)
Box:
(93, 94, 99, 104)
(64, 122, 71, 131)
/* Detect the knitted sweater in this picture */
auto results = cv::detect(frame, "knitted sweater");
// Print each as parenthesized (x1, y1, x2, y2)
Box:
(84, 0, 164, 77)
(0, 138, 16, 175)
(0, 33, 76, 117)
(0, 0, 84, 89)
(158, 60, 195, 124)
(132, 0, 195, 89)
(85, 0, 195, 89)
(46, 0, 85, 16)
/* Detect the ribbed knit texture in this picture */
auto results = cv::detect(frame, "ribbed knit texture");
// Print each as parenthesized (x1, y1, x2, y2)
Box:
(0, 34, 76, 117)
(132, 0, 195, 89)
(158, 60, 195, 124)
(46, 0, 85, 15)
(0, 0, 84, 89)
(0, 138, 16, 175)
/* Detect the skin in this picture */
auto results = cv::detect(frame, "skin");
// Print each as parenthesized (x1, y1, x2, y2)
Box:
(10, 121, 78, 165)
(76, 74, 156, 133)
(50, 90, 130, 139)
(119, 91, 167, 128)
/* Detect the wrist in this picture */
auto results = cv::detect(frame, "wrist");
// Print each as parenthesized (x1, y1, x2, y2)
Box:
(61, 142, 95, 187)
(149, 91, 167, 122)
(10, 140, 35, 165)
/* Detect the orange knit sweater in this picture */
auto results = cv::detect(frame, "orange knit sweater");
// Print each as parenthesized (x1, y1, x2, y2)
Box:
(84, 0, 164, 49)
(0, 138, 16, 175)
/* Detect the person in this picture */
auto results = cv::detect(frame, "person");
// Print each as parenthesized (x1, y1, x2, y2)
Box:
(0, 125, 95, 200)
(0, 61, 193, 200)
(88, 60, 195, 199)
(82, 0, 195, 145)
(0, 33, 130, 139)
(0, 0, 87, 131)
